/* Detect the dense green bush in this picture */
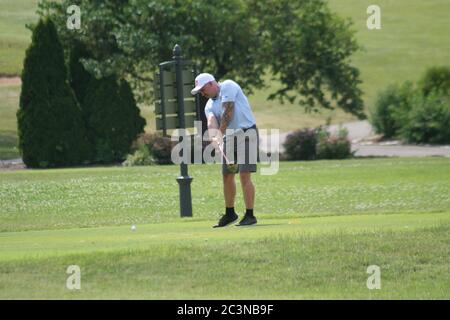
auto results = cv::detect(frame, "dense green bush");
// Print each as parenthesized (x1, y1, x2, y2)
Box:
(68, 40, 94, 106)
(130, 133, 174, 165)
(149, 135, 174, 165)
(68, 40, 146, 164)
(399, 92, 450, 144)
(68, 39, 95, 161)
(419, 66, 450, 96)
(124, 132, 206, 166)
(17, 18, 90, 168)
(83, 76, 146, 163)
(370, 66, 450, 144)
(316, 127, 353, 160)
(283, 129, 317, 160)
(370, 82, 414, 139)
(122, 144, 155, 166)
(118, 79, 147, 146)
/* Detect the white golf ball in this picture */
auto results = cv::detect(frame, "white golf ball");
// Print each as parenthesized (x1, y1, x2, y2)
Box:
(131, 225, 136, 231)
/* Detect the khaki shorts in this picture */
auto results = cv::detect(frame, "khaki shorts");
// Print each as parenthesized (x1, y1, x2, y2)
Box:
(222, 126, 259, 175)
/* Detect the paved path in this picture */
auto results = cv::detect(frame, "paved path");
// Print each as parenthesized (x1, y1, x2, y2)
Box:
(353, 143, 450, 157)
(0, 158, 25, 170)
(1, 123, 449, 171)
(327, 120, 374, 143)
(259, 120, 450, 157)
(0, 76, 21, 87)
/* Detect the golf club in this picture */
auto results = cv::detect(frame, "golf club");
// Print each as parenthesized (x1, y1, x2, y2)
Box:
(217, 142, 239, 173)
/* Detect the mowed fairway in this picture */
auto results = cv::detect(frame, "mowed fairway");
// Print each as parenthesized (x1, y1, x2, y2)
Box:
(0, 0, 38, 76)
(0, 84, 20, 159)
(0, 158, 449, 299)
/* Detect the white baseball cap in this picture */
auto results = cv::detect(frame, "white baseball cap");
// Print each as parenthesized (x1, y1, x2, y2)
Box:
(191, 73, 215, 95)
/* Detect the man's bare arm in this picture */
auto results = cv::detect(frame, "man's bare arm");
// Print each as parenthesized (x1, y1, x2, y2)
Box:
(207, 115, 222, 147)
(207, 114, 219, 137)
(219, 102, 234, 135)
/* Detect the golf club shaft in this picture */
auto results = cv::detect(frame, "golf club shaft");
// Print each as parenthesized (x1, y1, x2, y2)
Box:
(217, 143, 232, 165)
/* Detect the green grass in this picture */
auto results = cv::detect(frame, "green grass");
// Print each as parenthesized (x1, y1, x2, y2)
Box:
(1, 0, 450, 137)
(0, 85, 20, 159)
(1, 218, 449, 299)
(1, 158, 449, 232)
(0, 158, 449, 299)
(0, 0, 38, 76)
(0, 3, 449, 298)
(1, 0, 449, 158)
(248, 0, 450, 130)
(327, 0, 450, 111)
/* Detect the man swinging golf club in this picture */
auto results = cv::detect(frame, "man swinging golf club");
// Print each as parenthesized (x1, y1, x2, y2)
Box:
(191, 73, 259, 227)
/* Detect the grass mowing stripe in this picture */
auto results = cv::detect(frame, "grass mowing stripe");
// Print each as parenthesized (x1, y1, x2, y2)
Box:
(1, 212, 448, 262)
(0, 224, 448, 299)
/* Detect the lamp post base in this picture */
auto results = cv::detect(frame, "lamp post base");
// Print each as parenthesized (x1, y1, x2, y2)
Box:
(176, 175, 193, 217)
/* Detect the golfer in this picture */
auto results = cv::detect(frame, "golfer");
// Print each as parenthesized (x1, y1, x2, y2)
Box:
(191, 73, 259, 227)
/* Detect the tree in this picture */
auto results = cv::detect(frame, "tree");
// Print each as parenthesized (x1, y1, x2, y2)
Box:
(249, 0, 365, 118)
(17, 18, 90, 168)
(83, 76, 146, 163)
(68, 39, 145, 163)
(38, 0, 365, 118)
(118, 79, 147, 143)
(68, 39, 95, 106)
(67, 40, 96, 161)
(419, 66, 450, 97)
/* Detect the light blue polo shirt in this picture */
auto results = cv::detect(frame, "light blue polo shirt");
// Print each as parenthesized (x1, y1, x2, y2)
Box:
(204, 80, 256, 134)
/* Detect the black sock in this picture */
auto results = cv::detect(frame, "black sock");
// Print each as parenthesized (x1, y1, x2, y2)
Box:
(245, 209, 254, 217)
(226, 207, 236, 216)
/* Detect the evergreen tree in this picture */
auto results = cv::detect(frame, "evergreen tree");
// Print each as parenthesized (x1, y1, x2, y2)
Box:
(118, 79, 146, 144)
(68, 39, 95, 160)
(17, 18, 89, 168)
(83, 76, 146, 163)
(68, 40, 94, 106)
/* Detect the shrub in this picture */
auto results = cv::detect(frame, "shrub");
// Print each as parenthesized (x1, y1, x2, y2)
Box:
(419, 66, 450, 96)
(150, 135, 174, 165)
(17, 18, 90, 168)
(132, 133, 174, 165)
(93, 138, 115, 164)
(370, 81, 415, 139)
(118, 79, 146, 144)
(399, 92, 450, 144)
(122, 144, 155, 166)
(70, 39, 146, 164)
(316, 127, 353, 159)
(83, 76, 146, 163)
(283, 129, 317, 160)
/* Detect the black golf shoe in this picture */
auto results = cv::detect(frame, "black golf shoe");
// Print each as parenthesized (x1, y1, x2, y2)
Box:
(237, 214, 257, 226)
(213, 213, 239, 228)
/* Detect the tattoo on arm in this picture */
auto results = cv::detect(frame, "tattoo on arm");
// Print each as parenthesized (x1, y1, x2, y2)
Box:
(219, 102, 234, 135)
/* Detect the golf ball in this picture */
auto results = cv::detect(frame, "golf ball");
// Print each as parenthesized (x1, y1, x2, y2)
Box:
(131, 225, 136, 231)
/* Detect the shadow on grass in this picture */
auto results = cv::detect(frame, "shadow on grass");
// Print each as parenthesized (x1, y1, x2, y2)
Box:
(236, 223, 286, 228)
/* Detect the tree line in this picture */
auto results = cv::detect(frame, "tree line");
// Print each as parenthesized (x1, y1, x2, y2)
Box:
(38, 0, 365, 117)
